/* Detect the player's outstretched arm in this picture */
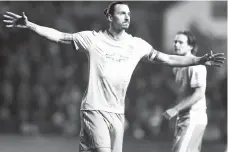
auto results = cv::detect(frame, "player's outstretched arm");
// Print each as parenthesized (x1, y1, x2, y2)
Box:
(3, 12, 73, 44)
(153, 50, 225, 67)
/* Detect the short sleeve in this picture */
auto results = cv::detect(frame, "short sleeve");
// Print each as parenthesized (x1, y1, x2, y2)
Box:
(72, 31, 95, 52)
(189, 65, 207, 88)
(137, 38, 158, 61)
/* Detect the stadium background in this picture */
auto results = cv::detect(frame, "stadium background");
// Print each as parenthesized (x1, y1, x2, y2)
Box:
(0, 1, 227, 152)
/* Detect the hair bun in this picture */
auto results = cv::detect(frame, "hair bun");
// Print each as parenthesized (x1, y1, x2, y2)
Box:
(104, 8, 109, 16)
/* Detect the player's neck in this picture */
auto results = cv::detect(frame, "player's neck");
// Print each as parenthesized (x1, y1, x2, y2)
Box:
(184, 52, 193, 57)
(107, 27, 126, 40)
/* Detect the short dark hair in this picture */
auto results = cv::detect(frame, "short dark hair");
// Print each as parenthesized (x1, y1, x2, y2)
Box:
(104, 1, 128, 17)
(177, 30, 198, 55)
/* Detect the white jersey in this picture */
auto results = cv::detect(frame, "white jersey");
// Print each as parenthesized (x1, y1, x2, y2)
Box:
(173, 64, 207, 113)
(72, 30, 157, 114)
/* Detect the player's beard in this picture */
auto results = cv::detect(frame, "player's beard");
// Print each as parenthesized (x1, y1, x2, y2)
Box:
(111, 22, 130, 31)
(121, 22, 130, 29)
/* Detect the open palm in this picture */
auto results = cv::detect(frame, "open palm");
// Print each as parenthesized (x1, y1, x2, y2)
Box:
(3, 12, 28, 28)
(202, 51, 225, 67)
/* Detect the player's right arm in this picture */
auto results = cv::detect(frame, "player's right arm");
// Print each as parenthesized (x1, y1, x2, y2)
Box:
(139, 38, 225, 68)
(3, 12, 73, 44)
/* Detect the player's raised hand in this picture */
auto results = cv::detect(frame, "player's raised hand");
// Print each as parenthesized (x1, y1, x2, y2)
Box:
(201, 50, 225, 67)
(3, 12, 28, 28)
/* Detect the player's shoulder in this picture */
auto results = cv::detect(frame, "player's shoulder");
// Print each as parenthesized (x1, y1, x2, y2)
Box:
(73, 30, 99, 36)
(193, 65, 206, 71)
(131, 36, 153, 50)
(131, 36, 145, 43)
(189, 64, 207, 75)
(86, 30, 100, 36)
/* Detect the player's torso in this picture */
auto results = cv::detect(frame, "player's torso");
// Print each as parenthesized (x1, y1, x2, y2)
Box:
(81, 31, 143, 113)
(173, 67, 192, 97)
(173, 66, 207, 112)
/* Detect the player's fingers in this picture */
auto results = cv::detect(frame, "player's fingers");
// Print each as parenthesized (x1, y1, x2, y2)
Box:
(3, 20, 14, 23)
(214, 59, 225, 64)
(16, 25, 26, 28)
(214, 64, 222, 67)
(212, 62, 223, 67)
(3, 14, 14, 20)
(214, 57, 226, 60)
(208, 55, 225, 62)
(163, 113, 168, 119)
(166, 114, 171, 119)
(215, 57, 225, 61)
(216, 57, 226, 62)
(166, 114, 171, 120)
(6, 24, 14, 28)
(214, 53, 225, 57)
(210, 50, 213, 55)
(213, 53, 225, 57)
(162, 113, 166, 117)
(214, 57, 225, 61)
(214, 62, 224, 67)
(22, 12, 26, 18)
(6, 12, 21, 18)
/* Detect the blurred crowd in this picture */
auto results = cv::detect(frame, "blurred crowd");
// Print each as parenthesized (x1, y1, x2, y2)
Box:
(0, 1, 226, 142)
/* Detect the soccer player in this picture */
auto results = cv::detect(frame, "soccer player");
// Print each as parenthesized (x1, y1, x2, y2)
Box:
(3, 2, 225, 152)
(163, 31, 209, 152)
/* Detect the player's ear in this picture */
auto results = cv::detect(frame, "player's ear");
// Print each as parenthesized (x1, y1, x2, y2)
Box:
(107, 14, 112, 22)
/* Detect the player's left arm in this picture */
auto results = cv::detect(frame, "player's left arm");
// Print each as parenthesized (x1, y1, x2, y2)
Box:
(150, 49, 225, 67)
(163, 87, 205, 120)
(174, 87, 205, 112)
(163, 66, 207, 120)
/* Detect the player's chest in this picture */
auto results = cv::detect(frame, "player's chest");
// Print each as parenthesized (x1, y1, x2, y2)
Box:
(174, 68, 190, 86)
(89, 39, 138, 63)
